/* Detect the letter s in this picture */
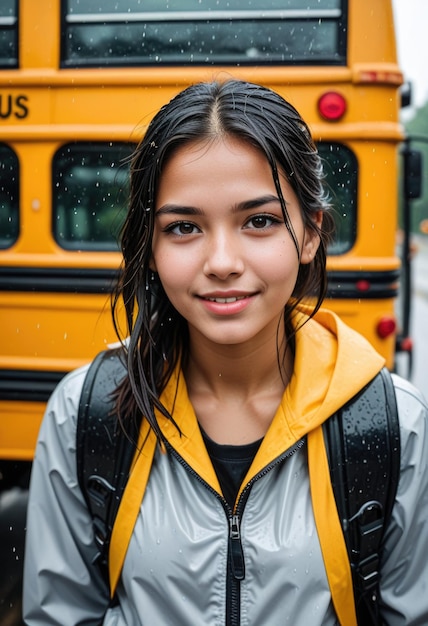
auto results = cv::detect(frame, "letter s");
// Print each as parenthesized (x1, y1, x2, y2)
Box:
(15, 95, 29, 119)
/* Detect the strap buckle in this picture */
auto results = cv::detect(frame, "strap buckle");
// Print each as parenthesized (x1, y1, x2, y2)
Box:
(350, 500, 384, 592)
(86, 475, 116, 552)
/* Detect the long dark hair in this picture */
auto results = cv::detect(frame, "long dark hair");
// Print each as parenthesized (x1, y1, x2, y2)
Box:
(112, 79, 333, 438)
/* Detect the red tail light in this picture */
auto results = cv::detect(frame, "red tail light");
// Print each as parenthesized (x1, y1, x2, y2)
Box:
(376, 317, 396, 339)
(318, 91, 347, 121)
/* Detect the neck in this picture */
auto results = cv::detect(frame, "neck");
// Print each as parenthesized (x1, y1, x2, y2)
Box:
(184, 327, 293, 401)
(183, 327, 294, 444)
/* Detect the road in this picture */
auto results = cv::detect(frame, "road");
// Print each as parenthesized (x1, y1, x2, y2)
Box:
(407, 235, 428, 396)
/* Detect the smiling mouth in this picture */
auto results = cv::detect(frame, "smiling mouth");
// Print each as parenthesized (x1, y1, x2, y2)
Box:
(204, 295, 250, 304)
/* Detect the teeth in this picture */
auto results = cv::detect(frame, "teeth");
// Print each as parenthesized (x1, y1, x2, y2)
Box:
(207, 296, 246, 303)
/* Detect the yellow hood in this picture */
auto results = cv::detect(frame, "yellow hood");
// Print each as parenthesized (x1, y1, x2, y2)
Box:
(157, 305, 384, 484)
(283, 305, 385, 438)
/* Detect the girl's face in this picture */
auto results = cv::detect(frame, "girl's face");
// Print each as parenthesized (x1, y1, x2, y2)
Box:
(151, 137, 321, 351)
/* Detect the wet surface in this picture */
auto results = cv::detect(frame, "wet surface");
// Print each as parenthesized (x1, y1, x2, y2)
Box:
(0, 463, 30, 626)
(0, 489, 27, 625)
(409, 236, 428, 393)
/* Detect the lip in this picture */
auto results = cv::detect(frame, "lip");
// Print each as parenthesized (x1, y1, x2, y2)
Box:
(197, 292, 256, 315)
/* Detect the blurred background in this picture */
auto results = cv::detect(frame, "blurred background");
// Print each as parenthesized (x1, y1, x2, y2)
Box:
(393, 0, 428, 391)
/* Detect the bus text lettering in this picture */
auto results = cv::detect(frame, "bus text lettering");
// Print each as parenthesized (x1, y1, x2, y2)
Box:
(0, 94, 29, 120)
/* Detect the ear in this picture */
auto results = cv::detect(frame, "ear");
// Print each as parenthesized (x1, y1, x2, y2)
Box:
(300, 211, 323, 264)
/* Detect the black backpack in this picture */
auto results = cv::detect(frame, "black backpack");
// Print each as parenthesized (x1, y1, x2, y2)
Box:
(76, 349, 400, 625)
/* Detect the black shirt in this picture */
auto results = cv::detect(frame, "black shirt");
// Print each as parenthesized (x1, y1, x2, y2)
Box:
(201, 428, 263, 509)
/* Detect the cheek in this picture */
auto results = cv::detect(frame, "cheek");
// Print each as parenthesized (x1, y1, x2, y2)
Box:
(153, 250, 195, 295)
(259, 239, 301, 282)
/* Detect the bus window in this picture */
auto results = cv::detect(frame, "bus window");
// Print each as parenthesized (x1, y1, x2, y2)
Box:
(61, 0, 346, 68)
(0, 144, 19, 248)
(52, 142, 133, 251)
(0, 0, 18, 68)
(319, 143, 358, 256)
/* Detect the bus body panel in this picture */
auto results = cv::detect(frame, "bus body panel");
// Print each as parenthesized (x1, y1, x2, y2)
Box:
(0, 0, 404, 460)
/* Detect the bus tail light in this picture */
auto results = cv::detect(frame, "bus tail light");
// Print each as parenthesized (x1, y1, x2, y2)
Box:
(356, 279, 370, 293)
(376, 317, 396, 339)
(398, 336, 413, 353)
(355, 69, 403, 85)
(318, 91, 347, 121)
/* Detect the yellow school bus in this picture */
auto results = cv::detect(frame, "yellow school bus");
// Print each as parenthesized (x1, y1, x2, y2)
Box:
(0, 0, 404, 464)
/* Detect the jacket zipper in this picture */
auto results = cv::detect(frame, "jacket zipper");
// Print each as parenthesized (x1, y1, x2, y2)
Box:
(165, 438, 306, 626)
(229, 515, 245, 580)
(227, 513, 244, 626)
(227, 438, 306, 626)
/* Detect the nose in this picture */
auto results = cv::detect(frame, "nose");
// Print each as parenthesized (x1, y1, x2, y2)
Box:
(203, 229, 245, 280)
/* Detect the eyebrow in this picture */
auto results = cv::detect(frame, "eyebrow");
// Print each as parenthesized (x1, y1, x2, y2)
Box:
(155, 194, 282, 217)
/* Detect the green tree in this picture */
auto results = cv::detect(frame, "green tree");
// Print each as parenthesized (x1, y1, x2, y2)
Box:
(404, 102, 428, 232)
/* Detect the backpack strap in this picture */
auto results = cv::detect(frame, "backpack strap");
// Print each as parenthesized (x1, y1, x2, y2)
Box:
(76, 349, 134, 584)
(323, 368, 400, 625)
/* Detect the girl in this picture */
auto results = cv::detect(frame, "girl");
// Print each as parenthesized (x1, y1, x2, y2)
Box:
(23, 80, 428, 625)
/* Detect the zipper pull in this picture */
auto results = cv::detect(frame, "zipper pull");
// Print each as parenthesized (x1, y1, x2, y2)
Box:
(229, 514, 245, 580)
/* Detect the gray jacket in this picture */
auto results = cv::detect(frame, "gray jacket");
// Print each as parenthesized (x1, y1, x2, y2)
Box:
(23, 365, 428, 626)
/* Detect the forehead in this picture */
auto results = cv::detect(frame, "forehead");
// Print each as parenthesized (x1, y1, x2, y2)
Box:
(155, 135, 301, 216)
(158, 136, 276, 188)
(166, 136, 268, 165)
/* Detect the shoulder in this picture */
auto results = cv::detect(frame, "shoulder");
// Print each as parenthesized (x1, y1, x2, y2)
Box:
(391, 373, 428, 441)
(391, 372, 427, 405)
(35, 363, 91, 462)
(379, 376, 428, 622)
(24, 361, 112, 621)
(53, 362, 91, 405)
(45, 363, 90, 425)
(390, 374, 428, 490)
(38, 349, 126, 455)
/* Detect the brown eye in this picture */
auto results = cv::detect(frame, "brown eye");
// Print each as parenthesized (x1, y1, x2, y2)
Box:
(245, 214, 280, 230)
(177, 222, 196, 234)
(251, 216, 269, 229)
(164, 221, 200, 236)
